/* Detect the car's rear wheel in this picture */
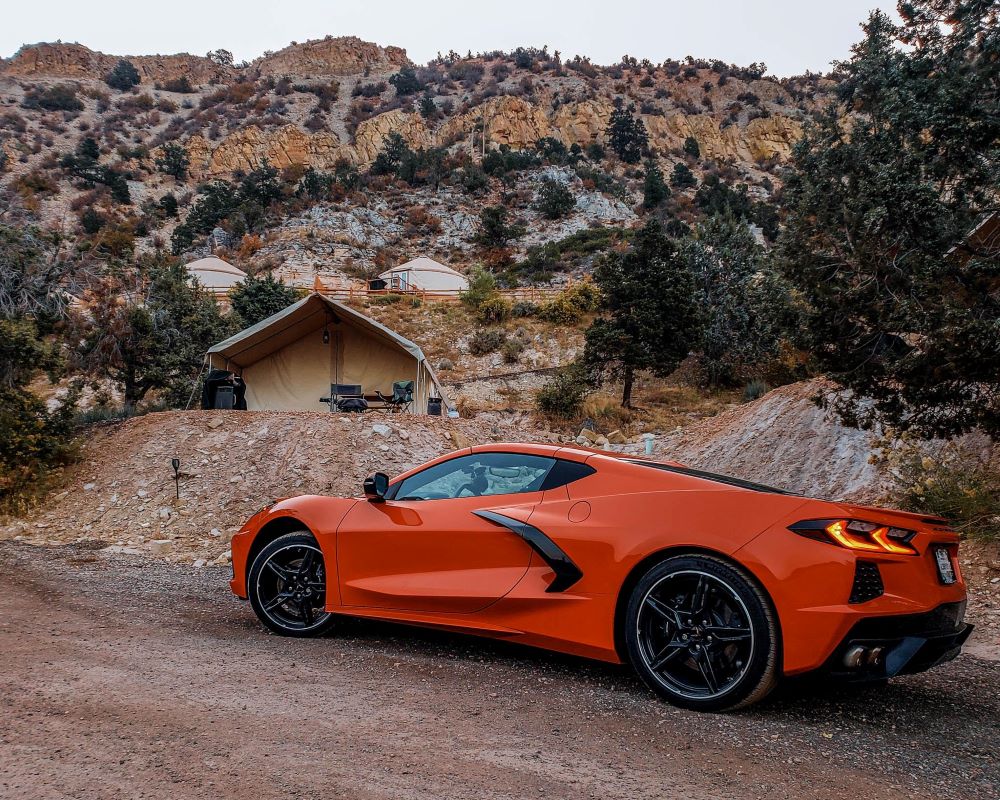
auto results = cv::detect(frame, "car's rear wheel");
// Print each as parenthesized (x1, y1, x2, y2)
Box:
(625, 554, 779, 711)
(248, 532, 336, 637)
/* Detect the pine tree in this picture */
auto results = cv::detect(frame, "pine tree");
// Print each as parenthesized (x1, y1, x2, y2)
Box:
(779, 4, 1000, 437)
(105, 59, 141, 91)
(389, 66, 422, 97)
(680, 216, 795, 386)
(476, 205, 525, 247)
(604, 102, 648, 164)
(533, 179, 576, 219)
(641, 159, 669, 209)
(155, 143, 190, 180)
(670, 162, 697, 188)
(584, 220, 701, 407)
(230, 273, 300, 327)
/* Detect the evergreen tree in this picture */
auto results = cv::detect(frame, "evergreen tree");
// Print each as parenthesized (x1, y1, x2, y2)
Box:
(533, 179, 576, 219)
(604, 102, 648, 163)
(641, 159, 669, 209)
(70, 258, 234, 412)
(0, 226, 76, 511)
(476, 205, 525, 248)
(105, 59, 141, 91)
(155, 143, 190, 180)
(77, 137, 100, 163)
(671, 162, 697, 188)
(680, 215, 796, 386)
(230, 273, 300, 327)
(369, 132, 412, 176)
(419, 92, 437, 119)
(779, 4, 1000, 437)
(683, 135, 701, 158)
(159, 193, 178, 217)
(584, 220, 701, 407)
(389, 65, 422, 96)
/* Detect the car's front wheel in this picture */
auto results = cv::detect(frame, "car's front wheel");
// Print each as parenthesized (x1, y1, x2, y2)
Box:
(248, 532, 336, 637)
(625, 554, 779, 711)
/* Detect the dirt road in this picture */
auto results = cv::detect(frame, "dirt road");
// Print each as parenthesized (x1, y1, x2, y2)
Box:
(1, 542, 997, 800)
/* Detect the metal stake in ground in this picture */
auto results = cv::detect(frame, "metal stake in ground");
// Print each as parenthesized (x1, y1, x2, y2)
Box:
(171, 458, 181, 499)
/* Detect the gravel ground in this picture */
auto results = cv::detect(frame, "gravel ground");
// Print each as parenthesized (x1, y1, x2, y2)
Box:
(1, 541, 997, 800)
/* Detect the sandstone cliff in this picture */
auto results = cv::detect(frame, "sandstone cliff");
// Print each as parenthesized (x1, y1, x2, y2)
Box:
(175, 98, 804, 179)
(1, 42, 235, 85)
(254, 36, 408, 77)
(1, 36, 408, 85)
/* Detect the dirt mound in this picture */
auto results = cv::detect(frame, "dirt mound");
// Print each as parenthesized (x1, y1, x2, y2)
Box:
(0, 410, 553, 564)
(656, 379, 886, 502)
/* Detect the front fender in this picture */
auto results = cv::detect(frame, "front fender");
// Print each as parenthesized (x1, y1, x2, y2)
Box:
(229, 495, 360, 602)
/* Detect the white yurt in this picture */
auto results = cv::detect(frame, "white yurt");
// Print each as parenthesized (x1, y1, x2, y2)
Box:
(185, 256, 246, 300)
(375, 256, 469, 294)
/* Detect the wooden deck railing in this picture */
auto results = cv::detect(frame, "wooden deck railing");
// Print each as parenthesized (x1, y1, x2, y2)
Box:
(322, 285, 566, 304)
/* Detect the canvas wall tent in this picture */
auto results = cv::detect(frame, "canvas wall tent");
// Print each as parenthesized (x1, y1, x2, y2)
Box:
(186, 256, 246, 299)
(375, 256, 469, 293)
(206, 293, 447, 413)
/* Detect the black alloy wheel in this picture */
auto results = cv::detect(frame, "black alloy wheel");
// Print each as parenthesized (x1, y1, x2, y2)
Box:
(248, 532, 336, 637)
(625, 554, 779, 711)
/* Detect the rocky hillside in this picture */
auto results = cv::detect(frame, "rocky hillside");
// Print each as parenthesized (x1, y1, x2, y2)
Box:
(0, 37, 835, 287)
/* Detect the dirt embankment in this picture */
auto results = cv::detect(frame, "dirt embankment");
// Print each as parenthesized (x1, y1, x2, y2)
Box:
(0, 409, 554, 564)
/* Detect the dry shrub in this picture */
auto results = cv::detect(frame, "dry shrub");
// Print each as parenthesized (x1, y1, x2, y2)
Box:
(873, 433, 1000, 542)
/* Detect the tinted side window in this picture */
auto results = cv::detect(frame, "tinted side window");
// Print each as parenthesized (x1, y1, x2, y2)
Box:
(540, 460, 596, 491)
(393, 453, 556, 501)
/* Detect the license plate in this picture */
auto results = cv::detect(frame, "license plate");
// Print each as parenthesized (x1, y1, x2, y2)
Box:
(934, 547, 956, 584)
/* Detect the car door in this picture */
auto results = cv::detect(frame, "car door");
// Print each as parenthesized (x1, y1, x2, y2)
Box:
(336, 452, 557, 614)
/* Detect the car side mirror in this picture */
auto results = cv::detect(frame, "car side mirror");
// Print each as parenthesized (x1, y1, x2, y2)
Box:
(364, 472, 389, 502)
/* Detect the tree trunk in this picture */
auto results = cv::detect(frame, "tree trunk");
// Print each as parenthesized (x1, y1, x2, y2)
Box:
(621, 365, 634, 409)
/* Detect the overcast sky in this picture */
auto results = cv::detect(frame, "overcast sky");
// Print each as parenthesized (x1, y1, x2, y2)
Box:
(2, 1, 897, 77)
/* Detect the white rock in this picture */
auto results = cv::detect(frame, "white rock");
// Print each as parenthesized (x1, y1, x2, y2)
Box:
(371, 424, 392, 437)
(137, 490, 149, 498)
(158, 507, 173, 520)
(148, 539, 172, 555)
(193, 559, 207, 568)
(209, 527, 222, 537)
(83, 483, 96, 491)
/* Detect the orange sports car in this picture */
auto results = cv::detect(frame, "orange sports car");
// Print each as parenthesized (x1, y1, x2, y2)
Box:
(229, 443, 972, 711)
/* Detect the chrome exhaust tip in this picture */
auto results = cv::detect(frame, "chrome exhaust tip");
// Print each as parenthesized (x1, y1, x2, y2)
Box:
(843, 645, 868, 669)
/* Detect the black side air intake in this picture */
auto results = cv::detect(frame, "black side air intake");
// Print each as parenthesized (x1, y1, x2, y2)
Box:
(849, 561, 884, 604)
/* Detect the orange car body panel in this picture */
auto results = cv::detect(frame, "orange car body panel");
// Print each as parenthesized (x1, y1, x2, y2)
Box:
(229, 443, 968, 672)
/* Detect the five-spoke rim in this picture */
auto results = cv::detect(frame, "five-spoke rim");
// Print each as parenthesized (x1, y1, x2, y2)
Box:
(636, 569, 754, 700)
(254, 543, 331, 631)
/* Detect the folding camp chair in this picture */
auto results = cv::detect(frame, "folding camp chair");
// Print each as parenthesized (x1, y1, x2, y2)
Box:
(375, 380, 414, 413)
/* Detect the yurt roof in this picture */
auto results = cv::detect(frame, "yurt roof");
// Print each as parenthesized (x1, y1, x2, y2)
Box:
(378, 255, 466, 280)
(186, 256, 247, 288)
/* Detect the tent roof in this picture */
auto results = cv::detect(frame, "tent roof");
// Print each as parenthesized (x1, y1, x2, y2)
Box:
(207, 292, 427, 369)
(379, 255, 466, 280)
(186, 256, 247, 289)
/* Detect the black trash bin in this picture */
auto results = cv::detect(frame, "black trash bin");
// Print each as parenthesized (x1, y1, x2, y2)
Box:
(427, 397, 442, 416)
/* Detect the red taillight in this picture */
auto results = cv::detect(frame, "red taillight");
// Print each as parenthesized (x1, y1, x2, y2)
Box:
(789, 519, 918, 555)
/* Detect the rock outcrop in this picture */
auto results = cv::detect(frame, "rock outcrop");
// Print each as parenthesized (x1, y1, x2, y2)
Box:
(255, 36, 408, 77)
(0, 42, 234, 85)
(174, 97, 805, 178)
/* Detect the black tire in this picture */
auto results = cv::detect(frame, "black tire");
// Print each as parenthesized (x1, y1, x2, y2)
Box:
(625, 554, 779, 712)
(247, 532, 336, 637)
